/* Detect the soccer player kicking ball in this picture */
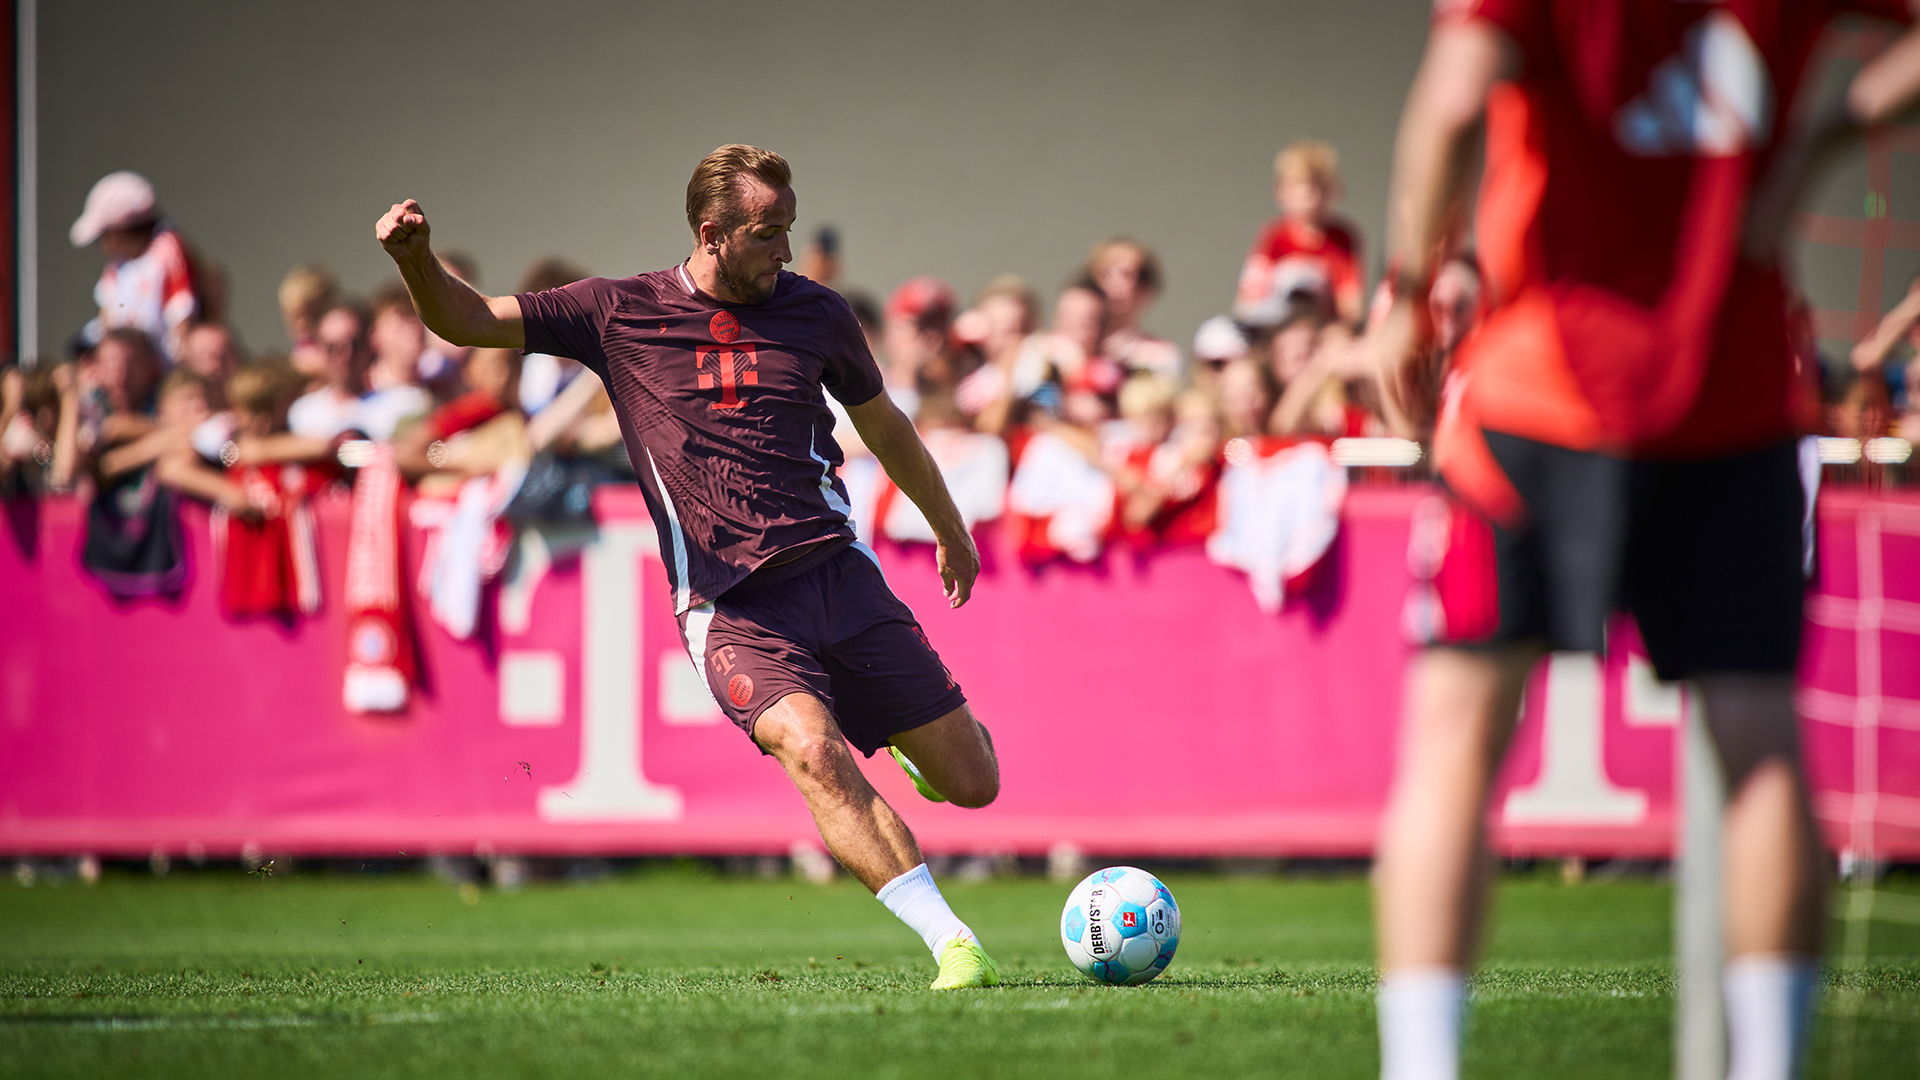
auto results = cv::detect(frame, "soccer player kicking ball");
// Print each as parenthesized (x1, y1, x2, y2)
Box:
(376, 145, 1001, 990)
(1350, 3, 1920, 1079)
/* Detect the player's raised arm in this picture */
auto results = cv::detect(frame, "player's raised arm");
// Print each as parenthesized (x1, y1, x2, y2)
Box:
(1356, 20, 1516, 413)
(845, 393, 979, 608)
(374, 199, 525, 350)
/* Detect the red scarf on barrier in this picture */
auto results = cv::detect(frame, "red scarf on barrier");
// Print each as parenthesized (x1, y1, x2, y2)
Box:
(211, 463, 320, 618)
(341, 443, 414, 713)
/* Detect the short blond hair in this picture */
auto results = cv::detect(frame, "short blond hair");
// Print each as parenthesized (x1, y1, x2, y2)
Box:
(227, 361, 300, 420)
(1118, 371, 1177, 421)
(278, 263, 338, 322)
(1276, 140, 1340, 187)
(686, 144, 792, 237)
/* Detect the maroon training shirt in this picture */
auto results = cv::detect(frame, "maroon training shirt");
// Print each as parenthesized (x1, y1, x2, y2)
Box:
(517, 266, 885, 613)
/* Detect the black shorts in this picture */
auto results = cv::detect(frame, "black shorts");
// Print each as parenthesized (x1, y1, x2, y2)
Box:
(677, 543, 967, 756)
(1404, 432, 1806, 680)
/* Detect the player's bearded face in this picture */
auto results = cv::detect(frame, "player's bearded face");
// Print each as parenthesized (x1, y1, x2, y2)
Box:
(715, 238, 778, 304)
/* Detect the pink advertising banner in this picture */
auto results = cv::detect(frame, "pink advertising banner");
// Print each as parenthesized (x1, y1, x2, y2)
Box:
(1, 485, 1914, 860)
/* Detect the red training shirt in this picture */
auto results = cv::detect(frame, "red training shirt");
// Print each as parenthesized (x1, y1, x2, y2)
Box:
(1437, 0, 1910, 490)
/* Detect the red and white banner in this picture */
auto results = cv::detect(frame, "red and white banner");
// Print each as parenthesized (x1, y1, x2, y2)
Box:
(1, 486, 1914, 859)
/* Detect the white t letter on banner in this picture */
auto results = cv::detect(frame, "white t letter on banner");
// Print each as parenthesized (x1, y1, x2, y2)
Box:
(539, 522, 684, 821)
(1504, 652, 1648, 825)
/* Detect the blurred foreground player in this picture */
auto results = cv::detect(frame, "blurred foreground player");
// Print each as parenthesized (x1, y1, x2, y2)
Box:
(1354, 3, 1920, 1078)
(376, 145, 1003, 989)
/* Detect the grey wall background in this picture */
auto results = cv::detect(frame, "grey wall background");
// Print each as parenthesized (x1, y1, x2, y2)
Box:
(33, 1, 1911, 362)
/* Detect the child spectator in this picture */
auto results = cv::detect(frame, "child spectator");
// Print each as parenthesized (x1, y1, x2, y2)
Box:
(1104, 373, 1220, 547)
(515, 257, 593, 415)
(1, 362, 81, 494)
(210, 362, 323, 618)
(1084, 238, 1182, 380)
(69, 171, 205, 362)
(177, 320, 243, 393)
(278, 264, 340, 380)
(1216, 356, 1279, 442)
(287, 302, 371, 441)
(1236, 140, 1365, 326)
(81, 368, 223, 598)
(952, 275, 1040, 433)
(881, 276, 959, 419)
(76, 329, 163, 458)
(358, 283, 435, 441)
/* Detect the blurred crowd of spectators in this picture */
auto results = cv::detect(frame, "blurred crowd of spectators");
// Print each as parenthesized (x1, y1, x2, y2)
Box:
(6, 143, 1914, 613)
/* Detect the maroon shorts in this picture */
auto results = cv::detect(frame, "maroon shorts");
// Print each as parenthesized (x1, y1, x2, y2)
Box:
(677, 543, 967, 756)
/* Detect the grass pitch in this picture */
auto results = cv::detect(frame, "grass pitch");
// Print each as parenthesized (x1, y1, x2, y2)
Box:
(1, 864, 1915, 1079)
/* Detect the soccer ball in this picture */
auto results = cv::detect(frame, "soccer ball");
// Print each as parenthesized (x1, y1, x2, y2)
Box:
(1059, 866, 1181, 985)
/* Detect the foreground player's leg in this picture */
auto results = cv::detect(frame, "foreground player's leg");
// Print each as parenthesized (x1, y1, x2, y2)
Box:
(753, 693, 998, 988)
(1373, 644, 1540, 1080)
(1701, 674, 1825, 1080)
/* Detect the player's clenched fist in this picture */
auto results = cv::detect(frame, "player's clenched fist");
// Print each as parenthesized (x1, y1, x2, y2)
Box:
(376, 199, 431, 260)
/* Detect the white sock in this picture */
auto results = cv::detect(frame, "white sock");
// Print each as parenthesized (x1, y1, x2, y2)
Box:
(1725, 954, 1819, 1080)
(1378, 967, 1466, 1080)
(875, 863, 974, 957)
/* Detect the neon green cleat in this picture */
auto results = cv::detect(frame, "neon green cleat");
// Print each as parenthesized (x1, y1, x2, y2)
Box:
(889, 746, 947, 803)
(930, 936, 1000, 990)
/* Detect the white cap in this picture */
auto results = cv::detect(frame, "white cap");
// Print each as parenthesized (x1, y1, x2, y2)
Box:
(1192, 315, 1249, 362)
(70, 171, 156, 247)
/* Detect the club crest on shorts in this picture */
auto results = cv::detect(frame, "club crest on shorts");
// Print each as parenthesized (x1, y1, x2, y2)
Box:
(727, 673, 754, 708)
(709, 310, 741, 344)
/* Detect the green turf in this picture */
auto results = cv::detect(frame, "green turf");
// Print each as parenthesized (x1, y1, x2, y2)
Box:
(1, 866, 1914, 1078)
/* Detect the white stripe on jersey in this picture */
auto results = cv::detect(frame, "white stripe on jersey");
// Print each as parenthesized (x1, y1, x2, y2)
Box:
(808, 427, 854, 519)
(646, 447, 693, 613)
(679, 602, 721, 707)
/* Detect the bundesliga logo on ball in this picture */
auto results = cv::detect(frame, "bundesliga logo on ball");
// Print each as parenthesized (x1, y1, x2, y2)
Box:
(1060, 866, 1181, 985)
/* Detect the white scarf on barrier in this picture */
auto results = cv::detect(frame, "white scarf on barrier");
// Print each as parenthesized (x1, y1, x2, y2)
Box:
(1206, 439, 1347, 612)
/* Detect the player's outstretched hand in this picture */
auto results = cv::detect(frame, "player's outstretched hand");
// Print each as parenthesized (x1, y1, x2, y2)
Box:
(936, 531, 980, 609)
(376, 199, 431, 262)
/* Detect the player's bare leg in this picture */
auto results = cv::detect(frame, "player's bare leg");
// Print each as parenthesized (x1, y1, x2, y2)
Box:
(887, 704, 999, 809)
(754, 692, 924, 890)
(1700, 673, 1825, 1080)
(753, 691, 999, 988)
(1373, 643, 1541, 1080)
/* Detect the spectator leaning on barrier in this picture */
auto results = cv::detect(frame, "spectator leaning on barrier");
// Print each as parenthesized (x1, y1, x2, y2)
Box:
(358, 283, 436, 442)
(287, 302, 372, 442)
(0, 361, 80, 495)
(1235, 140, 1365, 327)
(1851, 270, 1920, 441)
(70, 171, 205, 362)
(515, 257, 593, 416)
(76, 328, 162, 459)
(395, 345, 525, 486)
(1084, 237, 1182, 381)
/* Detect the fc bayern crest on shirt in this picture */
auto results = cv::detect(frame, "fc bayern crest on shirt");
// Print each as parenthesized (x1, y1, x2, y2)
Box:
(698, 311, 758, 409)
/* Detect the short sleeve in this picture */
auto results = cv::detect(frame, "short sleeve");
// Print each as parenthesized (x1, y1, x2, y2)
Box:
(516, 278, 621, 379)
(817, 293, 886, 408)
